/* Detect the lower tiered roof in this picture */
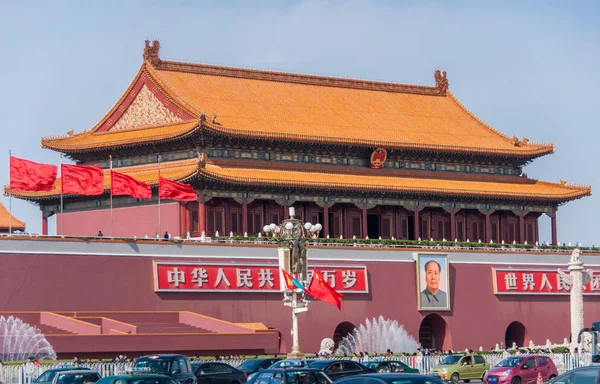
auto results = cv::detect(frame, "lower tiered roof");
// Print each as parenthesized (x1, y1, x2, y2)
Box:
(5, 157, 591, 203)
(0, 202, 26, 231)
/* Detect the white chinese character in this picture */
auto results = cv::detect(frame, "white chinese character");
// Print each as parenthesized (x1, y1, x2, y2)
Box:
(504, 273, 518, 290)
(215, 268, 231, 287)
(592, 276, 600, 291)
(322, 270, 336, 288)
(191, 268, 209, 287)
(168, 267, 186, 287)
(540, 274, 553, 291)
(557, 274, 571, 291)
(237, 268, 253, 288)
(523, 273, 535, 291)
(258, 269, 275, 288)
(342, 271, 357, 289)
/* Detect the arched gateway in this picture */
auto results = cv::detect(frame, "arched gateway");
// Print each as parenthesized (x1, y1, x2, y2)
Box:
(333, 321, 356, 349)
(505, 321, 529, 348)
(419, 314, 452, 350)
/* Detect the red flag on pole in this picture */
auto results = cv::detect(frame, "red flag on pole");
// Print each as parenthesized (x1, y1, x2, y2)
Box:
(61, 164, 104, 196)
(111, 171, 151, 199)
(9, 156, 57, 191)
(158, 177, 197, 201)
(306, 270, 344, 310)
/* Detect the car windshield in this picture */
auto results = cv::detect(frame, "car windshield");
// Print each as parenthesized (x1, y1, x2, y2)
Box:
(496, 357, 525, 368)
(56, 373, 101, 384)
(362, 362, 379, 368)
(134, 360, 171, 374)
(126, 378, 178, 384)
(237, 360, 262, 371)
(306, 361, 330, 370)
(440, 356, 462, 365)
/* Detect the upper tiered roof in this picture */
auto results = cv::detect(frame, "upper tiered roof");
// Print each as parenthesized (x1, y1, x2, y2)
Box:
(41, 40, 553, 159)
(0, 202, 26, 232)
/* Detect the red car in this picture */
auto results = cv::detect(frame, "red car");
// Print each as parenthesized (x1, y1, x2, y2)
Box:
(483, 355, 558, 384)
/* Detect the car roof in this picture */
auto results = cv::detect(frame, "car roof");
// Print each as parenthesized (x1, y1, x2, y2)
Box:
(47, 368, 91, 372)
(139, 354, 187, 358)
(56, 371, 99, 374)
(349, 373, 439, 379)
(102, 374, 171, 380)
(259, 368, 325, 373)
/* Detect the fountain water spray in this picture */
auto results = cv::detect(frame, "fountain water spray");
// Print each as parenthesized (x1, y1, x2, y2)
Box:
(335, 315, 419, 354)
(0, 316, 56, 361)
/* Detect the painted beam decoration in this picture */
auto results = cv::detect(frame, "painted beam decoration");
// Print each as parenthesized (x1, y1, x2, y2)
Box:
(153, 262, 368, 293)
(492, 268, 600, 295)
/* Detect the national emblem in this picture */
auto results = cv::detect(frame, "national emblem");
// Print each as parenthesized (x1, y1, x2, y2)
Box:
(370, 148, 387, 169)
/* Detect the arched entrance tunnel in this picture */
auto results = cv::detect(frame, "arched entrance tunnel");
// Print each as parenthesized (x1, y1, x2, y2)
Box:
(505, 321, 529, 349)
(419, 314, 452, 351)
(333, 321, 356, 350)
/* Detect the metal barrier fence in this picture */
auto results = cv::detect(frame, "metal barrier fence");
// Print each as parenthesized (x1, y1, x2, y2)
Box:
(0, 354, 590, 384)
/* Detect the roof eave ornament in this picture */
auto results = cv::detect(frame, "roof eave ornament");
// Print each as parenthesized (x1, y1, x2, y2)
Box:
(434, 70, 449, 94)
(143, 40, 161, 67)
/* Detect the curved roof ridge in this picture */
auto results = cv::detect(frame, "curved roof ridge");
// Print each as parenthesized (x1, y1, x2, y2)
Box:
(446, 91, 554, 155)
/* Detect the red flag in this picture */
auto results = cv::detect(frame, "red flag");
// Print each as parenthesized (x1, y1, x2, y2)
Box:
(280, 268, 297, 290)
(307, 270, 344, 310)
(111, 171, 151, 199)
(9, 156, 57, 192)
(158, 177, 196, 201)
(61, 164, 104, 196)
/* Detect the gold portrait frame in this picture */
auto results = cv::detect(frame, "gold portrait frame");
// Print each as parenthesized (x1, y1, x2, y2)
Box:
(416, 253, 451, 311)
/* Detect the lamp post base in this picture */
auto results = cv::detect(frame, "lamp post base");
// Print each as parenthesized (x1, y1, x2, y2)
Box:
(287, 347, 305, 359)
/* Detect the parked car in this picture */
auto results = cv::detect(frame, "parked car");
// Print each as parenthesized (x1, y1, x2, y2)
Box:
(191, 362, 247, 384)
(246, 368, 331, 384)
(35, 368, 92, 384)
(51, 370, 101, 384)
(430, 354, 489, 383)
(546, 366, 600, 384)
(96, 373, 179, 384)
(484, 355, 558, 384)
(134, 354, 196, 384)
(306, 360, 376, 381)
(332, 373, 446, 384)
(362, 360, 419, 374)
(236, 358, 283, 377)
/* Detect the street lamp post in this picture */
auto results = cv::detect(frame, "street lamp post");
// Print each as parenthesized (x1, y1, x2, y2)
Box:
(263, 206, 322, 358)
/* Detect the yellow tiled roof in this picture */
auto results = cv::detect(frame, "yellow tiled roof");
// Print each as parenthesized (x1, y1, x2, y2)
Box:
(41, 42, 553, 157)
(41, 121, 199, 151)
(199, 161, 591, 202)
(5, 159, 200, 200)
(0, 202, 26, 230)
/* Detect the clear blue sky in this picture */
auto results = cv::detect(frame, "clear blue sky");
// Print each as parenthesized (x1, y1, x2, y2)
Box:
(0, 0, 598, 244)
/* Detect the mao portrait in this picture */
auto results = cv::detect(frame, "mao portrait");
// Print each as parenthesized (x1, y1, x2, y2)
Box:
(416, 254, 450, 311)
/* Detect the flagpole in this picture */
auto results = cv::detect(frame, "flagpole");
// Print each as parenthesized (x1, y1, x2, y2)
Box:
(8, 150, 12, 235)
(60, 154, 64, 236)
(110, 155, 113, 237)
(157, 154, 161, 238)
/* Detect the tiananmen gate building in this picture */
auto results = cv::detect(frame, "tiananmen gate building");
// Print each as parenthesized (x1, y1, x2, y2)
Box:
(0, 40, 595, 359)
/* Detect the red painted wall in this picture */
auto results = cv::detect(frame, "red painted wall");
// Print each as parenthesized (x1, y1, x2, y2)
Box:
(57, 203, 180, 238)
(0, 251, 593, 353)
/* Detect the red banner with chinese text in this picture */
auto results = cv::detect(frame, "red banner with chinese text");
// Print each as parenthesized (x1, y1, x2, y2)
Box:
(153, 262, 369, 293)
(493, 268, 600, 295)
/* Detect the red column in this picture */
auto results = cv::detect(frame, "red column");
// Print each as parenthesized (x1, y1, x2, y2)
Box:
(450, 210, 456, 241)
(414, 208, 420, 240)
(551, 211, 558, 246)
(284, 205, 290, 220)
(241, 198, 248, 235)
(485, 213, 492, 243)
(519, 213, 526, 244)
(361, 205, 368, 238)
(41, 212, 48, 236)
(198, 200, 206, 235)
(323, 205, 329, 238)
